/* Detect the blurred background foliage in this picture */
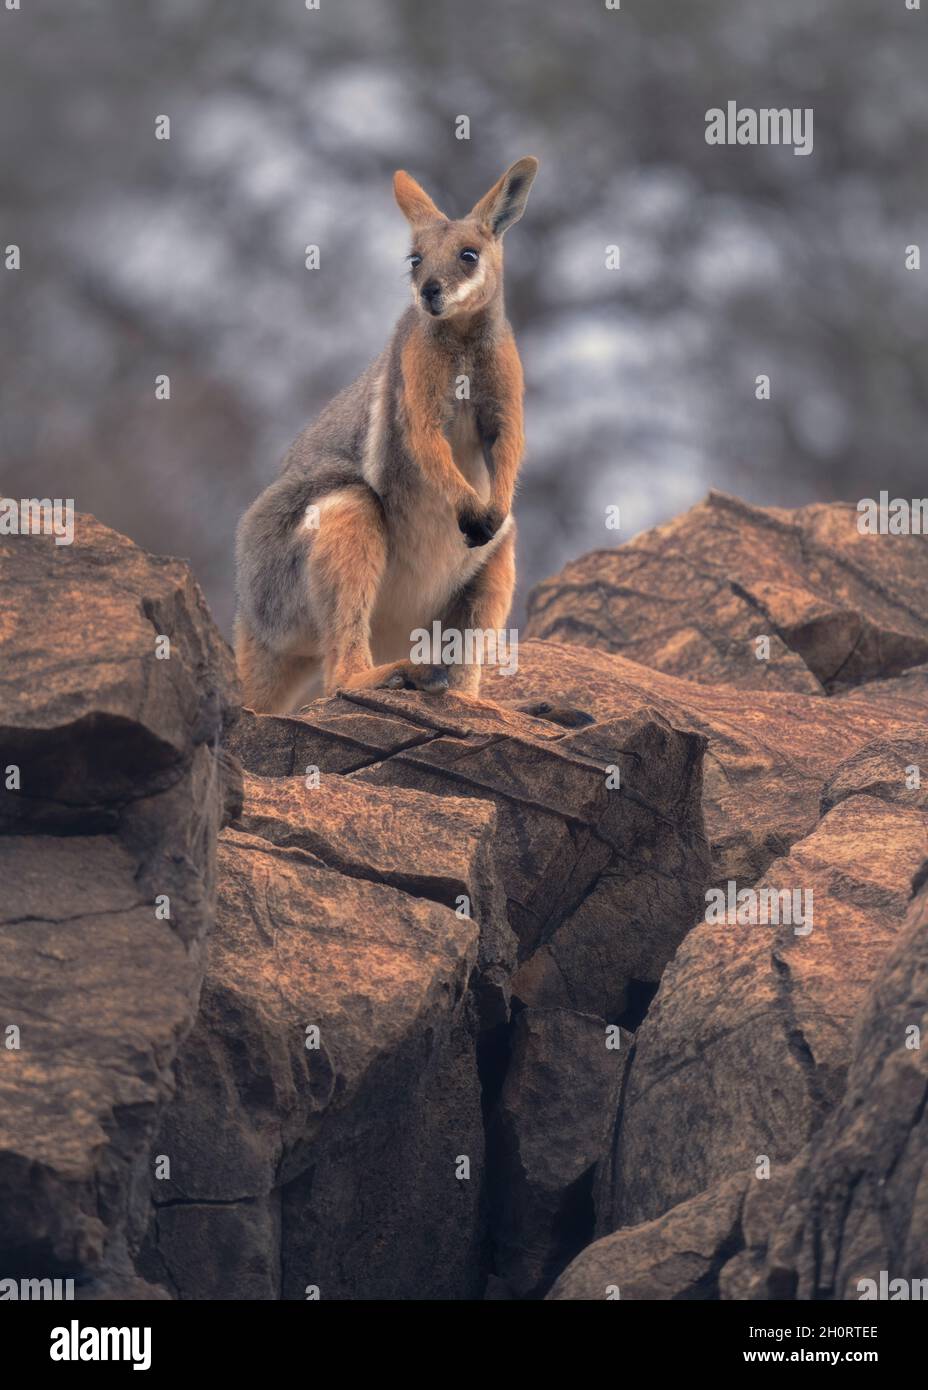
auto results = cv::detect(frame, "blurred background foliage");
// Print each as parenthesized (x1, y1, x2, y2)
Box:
(2, 0, 926, 632)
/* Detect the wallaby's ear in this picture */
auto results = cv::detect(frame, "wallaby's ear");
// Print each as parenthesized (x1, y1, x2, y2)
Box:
(393, 170, 446, 226)
(469, 156, 539, 237)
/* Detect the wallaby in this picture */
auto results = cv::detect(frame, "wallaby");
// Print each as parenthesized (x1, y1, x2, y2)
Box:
(234, 156, 539, 714)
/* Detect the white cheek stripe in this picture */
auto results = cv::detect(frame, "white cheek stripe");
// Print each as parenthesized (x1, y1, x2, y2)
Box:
(445, 260, 487, 306)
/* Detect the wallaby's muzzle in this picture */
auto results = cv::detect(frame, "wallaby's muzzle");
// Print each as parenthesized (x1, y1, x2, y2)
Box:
(421, 279, 444, 315)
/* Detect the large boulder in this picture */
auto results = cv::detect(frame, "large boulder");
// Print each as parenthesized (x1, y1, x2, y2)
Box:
(0, 513, 239, 834)
(140, 826, 483, 1300)
(755, 873, 928, 1300)
(217, 694, 708, 1296)
(502, 716, 707, 1023)
(554, 876, 928, 1302)
(525, 493, 928, 695)
(600, 794, 928, 1229)
(517, 500, 928, 1302)
(0, 514, 239, 1291)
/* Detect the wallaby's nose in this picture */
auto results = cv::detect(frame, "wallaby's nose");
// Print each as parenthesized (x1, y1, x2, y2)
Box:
(422, 280, 442, 304)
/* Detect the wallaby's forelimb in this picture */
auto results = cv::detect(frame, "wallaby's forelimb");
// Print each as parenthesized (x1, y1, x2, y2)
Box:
(484, 333, 525, 521)
(400, 336, 483, 513)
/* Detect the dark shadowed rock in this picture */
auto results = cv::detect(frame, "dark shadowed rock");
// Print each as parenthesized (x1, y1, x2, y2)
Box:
(489, 1009, 627, 1298)
(548, 1176, 746, 1301)
(0, 517, 240, 1292)
(140, 829, 484, 1300)
(717, 1163, 797, 1300)
(602, 795, 928, 1230)
(526, 493, 928, 694)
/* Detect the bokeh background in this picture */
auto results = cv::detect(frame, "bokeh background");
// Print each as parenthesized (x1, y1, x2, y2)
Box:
(3, 0, 926, 634)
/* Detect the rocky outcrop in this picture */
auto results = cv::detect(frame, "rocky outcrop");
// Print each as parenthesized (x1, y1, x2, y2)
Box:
(4, 494, 926, 1302)
(486, 641, 925, 887)
(200, 692, 708, 1296)
(529, 495, 928, 1300)
(526, 491, 928, 694)
(0, 514, 239, 1293)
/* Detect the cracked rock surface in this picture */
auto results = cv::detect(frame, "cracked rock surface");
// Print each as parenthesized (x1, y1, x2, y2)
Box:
(4, 496, 927, 1300)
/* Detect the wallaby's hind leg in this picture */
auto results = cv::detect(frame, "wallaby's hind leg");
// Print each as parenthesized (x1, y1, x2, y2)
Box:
(310, 486, 447, 696)
(236, 621, 322, 714)
(441, 525, 516, 696)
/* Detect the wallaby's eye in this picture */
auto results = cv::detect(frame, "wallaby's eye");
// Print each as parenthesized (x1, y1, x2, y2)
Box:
(460, 249, 479, 264)
(407, 253, 422, 269)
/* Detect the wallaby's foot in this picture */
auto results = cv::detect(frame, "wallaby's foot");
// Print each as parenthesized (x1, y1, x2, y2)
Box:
(381, 661, 450, 692)
(336, 660, 450, 694)
(507, 699, 596, 729)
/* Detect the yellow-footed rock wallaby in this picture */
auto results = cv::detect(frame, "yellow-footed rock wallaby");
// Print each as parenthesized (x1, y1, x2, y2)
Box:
(235, 157, 539, 713)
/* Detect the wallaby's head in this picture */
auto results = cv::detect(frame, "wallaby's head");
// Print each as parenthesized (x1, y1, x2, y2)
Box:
(393, 157, 539, 321)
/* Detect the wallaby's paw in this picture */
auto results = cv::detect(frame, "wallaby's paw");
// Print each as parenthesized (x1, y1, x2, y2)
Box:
(458, 504, 505, 549)
(508, 699, 596, 728)
(379, 662, 450, 693)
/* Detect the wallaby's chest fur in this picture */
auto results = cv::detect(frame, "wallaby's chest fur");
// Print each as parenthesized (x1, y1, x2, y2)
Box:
(445, 396, 492, 502)
(369, 354, 505, 663)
